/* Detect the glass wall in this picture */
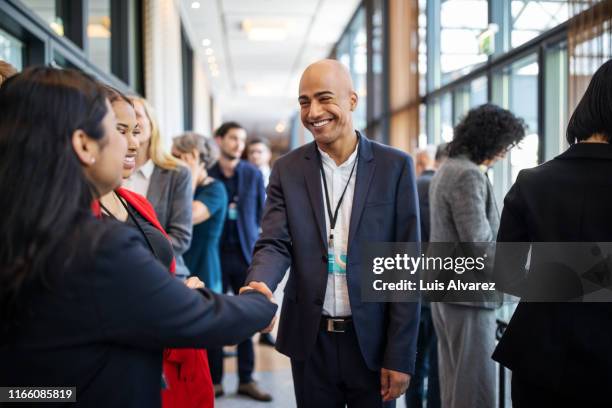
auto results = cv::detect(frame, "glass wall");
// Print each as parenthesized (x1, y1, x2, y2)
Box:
(0, 28, 23, 69)
(21, 0, 66, 37)
(88, 0, 112, 73)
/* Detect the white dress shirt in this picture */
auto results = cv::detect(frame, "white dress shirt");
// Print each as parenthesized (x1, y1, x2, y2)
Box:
(123, 159, 155, 197)
(319, 146, 358, 317)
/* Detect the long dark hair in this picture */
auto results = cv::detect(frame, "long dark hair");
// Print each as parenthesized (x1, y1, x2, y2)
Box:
(447, 103, 526, 164)
(566, 59, 612, 144)
(0, 67, 109, 333)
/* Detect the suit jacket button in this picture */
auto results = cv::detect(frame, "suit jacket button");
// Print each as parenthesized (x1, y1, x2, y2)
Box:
(315, 299, 323, 306)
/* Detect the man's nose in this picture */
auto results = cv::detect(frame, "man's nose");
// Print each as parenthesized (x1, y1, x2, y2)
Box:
(308, 100, 324, 120)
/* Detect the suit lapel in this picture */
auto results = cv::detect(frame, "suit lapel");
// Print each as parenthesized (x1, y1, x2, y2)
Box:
(347, 134, 375, 248)
(147, 166, 162, 208)
(303, 142, 328, 249)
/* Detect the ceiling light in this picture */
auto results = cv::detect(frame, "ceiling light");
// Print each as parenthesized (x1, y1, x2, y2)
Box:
(201, 38, 211, 47)
(242, 19, 288, 42)
(275, 122, 286, 133)
(191, 2, 201, 9)
(87, 23, 111, 39)
(205, 48, 214, 56)
(207, 56, 216, 63)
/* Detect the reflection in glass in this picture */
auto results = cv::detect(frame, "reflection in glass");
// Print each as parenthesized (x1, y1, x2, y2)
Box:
(0, 29, 23, 70)
(88, 0, 111, 73)
(21, 0, 65, 37)
(440, 0, 488, 84)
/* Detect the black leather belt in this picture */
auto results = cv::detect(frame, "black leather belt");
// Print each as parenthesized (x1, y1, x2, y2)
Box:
(320, 316, 353, 333)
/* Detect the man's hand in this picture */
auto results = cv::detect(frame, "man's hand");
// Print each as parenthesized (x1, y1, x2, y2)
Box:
(380, 368, 410, 402)
(239, 281, 273, 300)
(184, 276, 205, 289)
(239, 281, 277, 333)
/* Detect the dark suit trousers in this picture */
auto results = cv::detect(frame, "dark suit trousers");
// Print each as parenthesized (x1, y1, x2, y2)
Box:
(209, 246, 254, 384)
(291, 321, 395, 408)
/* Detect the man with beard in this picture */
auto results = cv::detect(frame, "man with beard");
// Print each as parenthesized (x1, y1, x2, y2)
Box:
(242, 59, 421, 407)
(207, 122, 270, 401)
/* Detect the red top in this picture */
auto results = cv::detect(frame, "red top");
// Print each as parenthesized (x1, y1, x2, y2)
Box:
(94, 189, 214, 408)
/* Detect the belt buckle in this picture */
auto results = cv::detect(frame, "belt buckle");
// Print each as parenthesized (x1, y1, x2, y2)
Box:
(327, 318, 345, 333)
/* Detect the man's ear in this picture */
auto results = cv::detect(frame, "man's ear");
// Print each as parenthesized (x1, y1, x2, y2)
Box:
(350, 91, 358, 112)
(72, 129, 98, 166)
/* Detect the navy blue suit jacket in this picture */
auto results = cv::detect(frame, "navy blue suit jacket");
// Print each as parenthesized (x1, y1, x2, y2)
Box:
(0, 219, 276, 407)
(209, 160, 266, 263)
(246, 133, 421, 375)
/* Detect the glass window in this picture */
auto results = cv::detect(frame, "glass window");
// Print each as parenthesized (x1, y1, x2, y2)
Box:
(21, 0, 66, 37)
(371, 0, 385, 121)
(0, 29, 23, 70)
(511, 1, 570, 48)
(418, 0, 427, 95)
(88, 0, 111, 73)
(337, 8, 367, 131)
(453, 76, 487, 123)
(440, 0, 488, 84)
(491, 55, 539, 199)
(440, 92, 453, 142)
(544, 42, 568, 161)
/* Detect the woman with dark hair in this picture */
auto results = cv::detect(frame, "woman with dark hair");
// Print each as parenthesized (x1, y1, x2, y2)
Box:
(428, 103, 526, 408)
(173, 132, 228, 294)
(0, 67, 276, 407)
(492, 60, 612, 407)
(100, 87, 214, 408)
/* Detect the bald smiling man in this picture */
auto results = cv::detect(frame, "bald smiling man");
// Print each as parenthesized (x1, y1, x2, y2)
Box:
(242, 59, 421, 407)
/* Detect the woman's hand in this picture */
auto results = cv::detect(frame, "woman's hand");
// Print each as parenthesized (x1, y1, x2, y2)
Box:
(184, 276, 205, 289)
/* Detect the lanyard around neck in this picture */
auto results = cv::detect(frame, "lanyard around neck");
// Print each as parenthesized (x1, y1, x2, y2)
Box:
(318, 148, 358, 246)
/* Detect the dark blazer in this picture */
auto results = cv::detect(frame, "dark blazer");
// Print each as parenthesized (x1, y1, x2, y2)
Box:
(0, 218, 276, 407)
(416, 169, 435, 242)
(147, 164, 193, 276)
(492, 143, 612, 403)
(246, 133, 421, 375)
(209, 160, 266, 263)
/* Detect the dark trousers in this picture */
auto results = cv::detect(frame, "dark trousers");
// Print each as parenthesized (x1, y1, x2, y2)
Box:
(291, 321, 395, 408)
(405, 306, 440, 408)
(511, 372, 609, 408)
(209, 246, 254, 385)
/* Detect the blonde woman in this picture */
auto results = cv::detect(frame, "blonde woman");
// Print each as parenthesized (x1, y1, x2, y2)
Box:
(123, 97, 193, 278)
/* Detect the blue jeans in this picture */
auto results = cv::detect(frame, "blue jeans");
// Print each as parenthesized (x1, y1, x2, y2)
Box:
(405, 306, 440, 408)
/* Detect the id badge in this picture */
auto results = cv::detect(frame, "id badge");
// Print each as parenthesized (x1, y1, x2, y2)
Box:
(228, 203, 238, 221)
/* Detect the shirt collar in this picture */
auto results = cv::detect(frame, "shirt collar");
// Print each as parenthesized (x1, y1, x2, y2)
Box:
(139, 159, 155, 179)
(318, 144, 359, 169)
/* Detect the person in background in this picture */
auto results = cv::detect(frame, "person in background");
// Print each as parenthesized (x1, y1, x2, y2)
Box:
(0, 60, 17, 85)
(208, 121, 269, 401)
(247, 137, 272, 187)
(123, 96, 193, 278)
(0, 66, 277, 407)
(173, 132, 227, 294)
(405, 143, 447, 408)
(429, 104, 525, 408)
(493, 60, 612, 407)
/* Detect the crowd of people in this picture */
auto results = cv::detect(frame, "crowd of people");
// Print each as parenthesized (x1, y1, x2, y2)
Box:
(1, 55, 612, 408)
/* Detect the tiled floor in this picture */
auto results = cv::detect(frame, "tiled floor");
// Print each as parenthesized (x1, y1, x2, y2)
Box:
(215, 341, 296, 408)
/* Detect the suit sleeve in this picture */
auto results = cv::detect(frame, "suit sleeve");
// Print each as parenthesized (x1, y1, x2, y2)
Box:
(383, 155, 421, 375)
(166, 166, 193, 255)
(93, 225, 277, 349)
(245, 162, 292, 292)
(256, 169, 266, 227)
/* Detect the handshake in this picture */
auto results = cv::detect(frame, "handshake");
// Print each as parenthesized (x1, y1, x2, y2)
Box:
(239, 281, 277, 334)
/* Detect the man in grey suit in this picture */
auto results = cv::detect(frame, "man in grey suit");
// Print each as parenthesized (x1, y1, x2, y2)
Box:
(241, 59, 421, 407)
(428, 104, 525, 408)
